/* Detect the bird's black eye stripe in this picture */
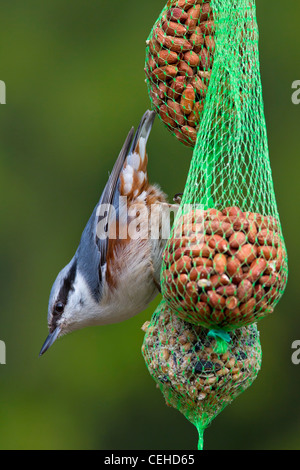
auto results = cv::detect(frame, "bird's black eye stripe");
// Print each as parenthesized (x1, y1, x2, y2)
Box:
(53, 260, 77, 318)
(56, 260, 77, 304)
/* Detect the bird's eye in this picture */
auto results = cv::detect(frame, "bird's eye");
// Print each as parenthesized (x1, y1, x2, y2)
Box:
(54, 302, 64, 315)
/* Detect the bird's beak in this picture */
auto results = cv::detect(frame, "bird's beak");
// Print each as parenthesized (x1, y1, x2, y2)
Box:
(39, 327, 61, 357)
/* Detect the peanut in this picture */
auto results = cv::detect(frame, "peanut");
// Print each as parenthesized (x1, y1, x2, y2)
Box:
(185, 5, 202, 33)
(157, 50, 179, 66)
(162, 21, 187, 37)
(167, 99, 185, 125)
(180, 83, 195, 114)
(167, 7, 189, 22)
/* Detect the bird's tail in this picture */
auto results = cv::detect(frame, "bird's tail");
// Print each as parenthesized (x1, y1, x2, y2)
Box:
(119, 110, 156, 200)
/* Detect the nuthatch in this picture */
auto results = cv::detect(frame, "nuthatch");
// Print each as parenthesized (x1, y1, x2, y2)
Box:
(40, 110, 176, 356)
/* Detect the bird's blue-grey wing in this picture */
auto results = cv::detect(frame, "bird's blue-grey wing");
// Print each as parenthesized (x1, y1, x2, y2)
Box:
(75, 127, 134, 301)
(96, 127, 135, 263)
(94, 109, 156, 264)
(76, 110, 156, 301)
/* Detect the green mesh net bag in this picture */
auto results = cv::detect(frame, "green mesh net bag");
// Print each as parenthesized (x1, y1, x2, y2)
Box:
(156, 0, 288, 332)
(142, 301, 262, 450)
(145, 0, 216, 147)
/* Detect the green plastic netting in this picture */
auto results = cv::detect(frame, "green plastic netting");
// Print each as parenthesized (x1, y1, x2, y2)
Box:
(145, 0, 288, 331)
(142, 301, 262, 450)
(142, 0, 288, 450)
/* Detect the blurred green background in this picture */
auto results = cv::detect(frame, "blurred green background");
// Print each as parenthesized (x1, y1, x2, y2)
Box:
(0, 0, 299, 450)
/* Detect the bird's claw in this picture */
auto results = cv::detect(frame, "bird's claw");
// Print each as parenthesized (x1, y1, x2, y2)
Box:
(173, 193, 183, 204)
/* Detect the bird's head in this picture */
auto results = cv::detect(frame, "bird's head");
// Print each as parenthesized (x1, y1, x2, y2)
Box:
(39, 257, 99, 356)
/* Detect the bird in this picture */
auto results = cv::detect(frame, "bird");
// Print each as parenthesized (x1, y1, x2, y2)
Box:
(40, 110, 177, 356)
